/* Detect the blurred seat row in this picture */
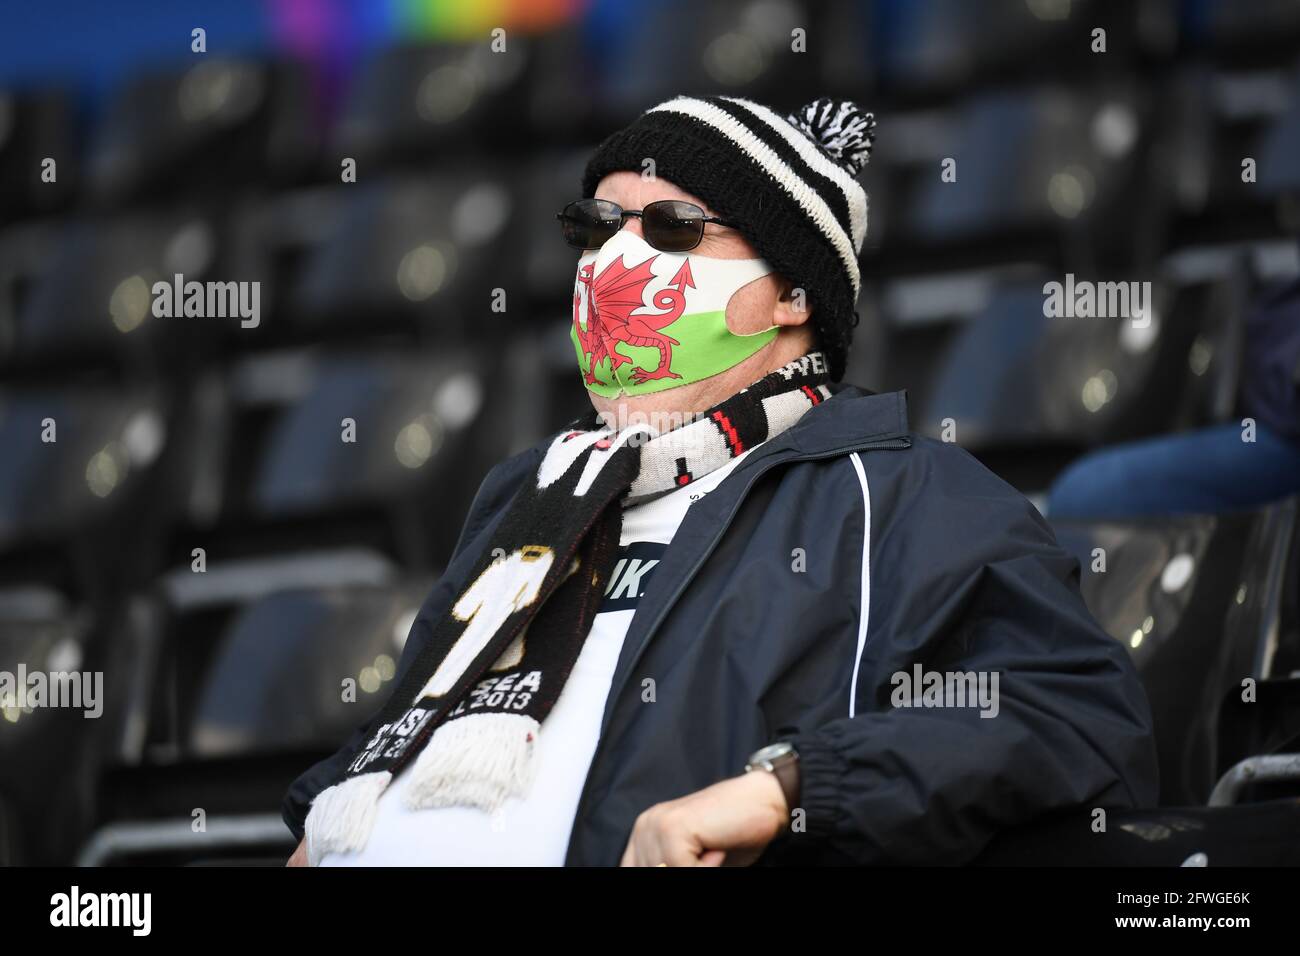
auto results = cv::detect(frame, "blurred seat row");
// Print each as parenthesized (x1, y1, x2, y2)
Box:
(4, 0, 1300, 217)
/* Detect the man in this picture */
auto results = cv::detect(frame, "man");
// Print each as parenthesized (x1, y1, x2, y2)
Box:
(284, 95, 1158, 867)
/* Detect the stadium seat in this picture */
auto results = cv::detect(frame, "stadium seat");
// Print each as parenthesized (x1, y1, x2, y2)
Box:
(868, 0, 1111, 97)
(1181, 0, 1300, 57)
(219, 186, 349, 349)
(591, 0, 818, 123)
(145, 552, 426, 760)
(87, 58, 318, 204)
(1171, 57, 1300, 241)
(0, 87, 77, 221)
(162, 348, 502, 569)
(521, 148, 597, 313)
(79, 550, 425, 865)
(895, 84, 1162, 269)
(974, 799, 1300, 865)
(0, 213, 226, 375)
(0, 384, 170, 551)
(908, 268, 1245, 491)
(1053, 500, 1298, 805)
(1255, 62, 1300, 198)
(334, 38, 556, 165)
(0, 584, 109, 864)
(281, 173, 520, 340)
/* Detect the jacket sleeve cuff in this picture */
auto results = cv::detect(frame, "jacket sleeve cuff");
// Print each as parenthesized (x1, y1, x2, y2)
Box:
(283, 797, 306, 844)
(282, 772, 317, 843)
(786, 728, 847, 842)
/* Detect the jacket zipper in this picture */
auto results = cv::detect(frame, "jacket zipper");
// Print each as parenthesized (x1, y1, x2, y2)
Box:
(566, 434, 910, 862)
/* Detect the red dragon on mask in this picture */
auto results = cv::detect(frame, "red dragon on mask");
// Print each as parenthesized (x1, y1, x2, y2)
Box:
(574, 253, 694, 386)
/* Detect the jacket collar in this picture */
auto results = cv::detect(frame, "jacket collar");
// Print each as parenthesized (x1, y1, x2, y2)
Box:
(743, 384, 911, 462)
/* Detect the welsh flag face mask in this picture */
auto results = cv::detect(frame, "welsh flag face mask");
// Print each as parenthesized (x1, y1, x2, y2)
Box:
(570, 230, 778, 398)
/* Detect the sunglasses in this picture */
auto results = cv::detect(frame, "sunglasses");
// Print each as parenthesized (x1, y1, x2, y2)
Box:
(556, 198, 739, 253)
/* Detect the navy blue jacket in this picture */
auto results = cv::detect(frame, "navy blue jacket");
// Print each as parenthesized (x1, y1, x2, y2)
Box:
(284, 385, 1158, 864)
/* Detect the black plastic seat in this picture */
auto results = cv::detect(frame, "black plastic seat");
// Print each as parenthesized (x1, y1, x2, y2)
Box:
(0, 584, 108, 864)
(0, 87, 78, 221)
(282, 172, 520, 340)
(165, 347, 502, 569)
(1052, 500, 1298, 805)
(126, 555, 431, 762)
(909, 269, 1245, 490)
(587, 0, 817, 128)
(869, 0, 1114, 97)
(334, 36, 583, 165)
(975, 799, 1300, 865)
(0, 213, 226, 376)
(0, 384, 169, 549)
(1256, 66, 1300, 198)
(899, 84, 1157, 264)
(1182, 0, 1300, 56)
(87, 58, 317, 205)
(80, 553, 427, 864)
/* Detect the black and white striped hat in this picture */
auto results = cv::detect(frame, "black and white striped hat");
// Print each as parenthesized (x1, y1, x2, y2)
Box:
(582, 95, 876, 380)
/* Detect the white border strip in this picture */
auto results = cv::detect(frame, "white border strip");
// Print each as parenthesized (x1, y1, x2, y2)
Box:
(847, 452, 872, 718)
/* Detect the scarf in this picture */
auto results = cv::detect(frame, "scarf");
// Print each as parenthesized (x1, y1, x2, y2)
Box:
(305, 352, 832, 864)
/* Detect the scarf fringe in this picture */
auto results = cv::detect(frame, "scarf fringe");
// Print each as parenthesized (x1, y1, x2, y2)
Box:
(304, 770, 392, 866)
(403, 713, 539, 813)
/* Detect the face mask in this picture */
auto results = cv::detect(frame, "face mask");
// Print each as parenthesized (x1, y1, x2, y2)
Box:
(570, 230, 777, 398)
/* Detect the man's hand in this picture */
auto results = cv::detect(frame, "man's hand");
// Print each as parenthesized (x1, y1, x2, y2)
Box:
(286, 838, 308, 867)
(619, 770, 789, 867)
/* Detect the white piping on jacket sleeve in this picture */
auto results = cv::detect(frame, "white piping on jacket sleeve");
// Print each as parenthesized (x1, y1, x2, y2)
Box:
(847, 452, 872, 718)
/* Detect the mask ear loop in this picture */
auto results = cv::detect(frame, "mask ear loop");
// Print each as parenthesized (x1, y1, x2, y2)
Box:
(712, 256, 782, 338)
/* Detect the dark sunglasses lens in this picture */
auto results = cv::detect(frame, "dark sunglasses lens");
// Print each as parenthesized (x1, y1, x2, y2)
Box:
(643, 201, 707, 252)
(560, 199, 621, 249)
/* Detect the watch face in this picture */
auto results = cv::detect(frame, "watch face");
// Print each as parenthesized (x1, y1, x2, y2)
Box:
(752, 742, 793, 764)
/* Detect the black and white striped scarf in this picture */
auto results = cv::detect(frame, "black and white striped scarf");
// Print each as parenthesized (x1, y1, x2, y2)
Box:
(305, 353, 831, 864)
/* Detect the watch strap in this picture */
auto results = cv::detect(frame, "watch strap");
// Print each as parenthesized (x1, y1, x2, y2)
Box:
(770, 754, 799, 811)
(747, 746, 800, 810)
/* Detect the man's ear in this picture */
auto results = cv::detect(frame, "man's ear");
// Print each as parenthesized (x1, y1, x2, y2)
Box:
(773, 278, 813, 327)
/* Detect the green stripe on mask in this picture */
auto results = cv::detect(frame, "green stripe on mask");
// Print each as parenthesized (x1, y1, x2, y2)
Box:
(573, 309, 780, 398)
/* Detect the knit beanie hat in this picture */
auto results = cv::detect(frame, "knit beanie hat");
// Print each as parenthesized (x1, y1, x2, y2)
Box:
(581, 95, 876, 381)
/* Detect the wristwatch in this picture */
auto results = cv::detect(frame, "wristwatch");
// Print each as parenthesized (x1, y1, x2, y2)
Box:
(745, 741, 800, 810)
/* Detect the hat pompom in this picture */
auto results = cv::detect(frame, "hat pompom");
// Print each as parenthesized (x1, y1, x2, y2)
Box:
(786, 97, 876, 176)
